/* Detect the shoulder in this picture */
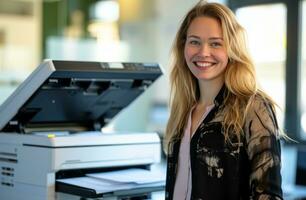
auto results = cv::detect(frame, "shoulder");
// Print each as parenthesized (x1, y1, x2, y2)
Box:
(245, 93, 276, 121)
(249, 92, 273, 108)
(243, 92, 279, 139)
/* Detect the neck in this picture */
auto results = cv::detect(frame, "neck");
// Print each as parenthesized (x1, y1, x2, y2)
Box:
(197, 79, 224, 107)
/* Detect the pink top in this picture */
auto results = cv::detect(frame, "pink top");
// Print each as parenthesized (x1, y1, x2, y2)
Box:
(173, 105, 214, 200)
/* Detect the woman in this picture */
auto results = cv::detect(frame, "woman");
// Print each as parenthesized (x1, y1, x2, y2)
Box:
(164, 1, 283, 200)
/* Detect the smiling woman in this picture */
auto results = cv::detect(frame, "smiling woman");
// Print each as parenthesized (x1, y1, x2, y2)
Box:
(164, 1, 284, 200)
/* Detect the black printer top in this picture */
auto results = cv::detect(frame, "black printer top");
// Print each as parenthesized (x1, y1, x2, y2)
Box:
(0, 60, 162, 133)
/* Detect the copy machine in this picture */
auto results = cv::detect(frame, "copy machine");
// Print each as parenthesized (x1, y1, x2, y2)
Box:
(0, 60, 164, 200)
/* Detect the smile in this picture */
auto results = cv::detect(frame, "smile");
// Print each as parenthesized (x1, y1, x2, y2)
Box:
(193, 61, 215, 68)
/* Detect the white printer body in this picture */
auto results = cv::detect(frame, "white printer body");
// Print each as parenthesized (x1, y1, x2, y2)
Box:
(0, 60, 164, 200)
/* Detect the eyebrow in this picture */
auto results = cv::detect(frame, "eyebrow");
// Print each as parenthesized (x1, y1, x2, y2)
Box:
(187, 35, 223, 40)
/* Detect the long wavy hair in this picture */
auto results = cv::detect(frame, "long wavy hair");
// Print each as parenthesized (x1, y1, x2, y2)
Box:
(165, 1, 279, 152)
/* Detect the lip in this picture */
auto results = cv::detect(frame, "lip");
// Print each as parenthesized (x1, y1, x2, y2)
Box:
(193, 61, 216, 68)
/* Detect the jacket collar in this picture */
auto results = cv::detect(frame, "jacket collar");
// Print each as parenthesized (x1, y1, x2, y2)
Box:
(213, 84, 228, 107)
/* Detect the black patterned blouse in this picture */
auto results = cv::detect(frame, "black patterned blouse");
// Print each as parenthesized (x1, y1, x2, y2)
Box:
(165, 86, 283, 200)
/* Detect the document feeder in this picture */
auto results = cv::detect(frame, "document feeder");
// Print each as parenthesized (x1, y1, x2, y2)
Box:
(0, 60, 164, 200)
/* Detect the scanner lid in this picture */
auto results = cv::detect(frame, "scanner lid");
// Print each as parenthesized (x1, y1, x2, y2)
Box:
(0, 60, 162, 133)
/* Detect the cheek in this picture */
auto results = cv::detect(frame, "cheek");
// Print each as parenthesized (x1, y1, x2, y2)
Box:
(216, 51, 229, 66)
(184, 46, 194, 61)
(222, 55, 229, 66)
(184, 45, 189, 60)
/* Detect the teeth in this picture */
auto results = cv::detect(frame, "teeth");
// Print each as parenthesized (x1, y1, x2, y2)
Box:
(196, 62, 213, 67)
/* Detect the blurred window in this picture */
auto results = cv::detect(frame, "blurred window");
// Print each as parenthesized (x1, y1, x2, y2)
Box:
(236, 4, 287, 129)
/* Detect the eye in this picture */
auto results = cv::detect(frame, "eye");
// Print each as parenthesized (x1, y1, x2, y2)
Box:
(190, 40, 200, 45)
(187, 39, 201, 46)
(210, 42, 222, 48)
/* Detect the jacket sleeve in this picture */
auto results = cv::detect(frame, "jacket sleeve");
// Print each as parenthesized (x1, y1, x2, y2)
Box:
(244, 97, 283, 200)
(165, 139, 180, 200)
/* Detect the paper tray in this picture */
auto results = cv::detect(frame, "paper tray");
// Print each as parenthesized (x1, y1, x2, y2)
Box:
(56, 177, 165, 198)
(56, 181, 103, 198)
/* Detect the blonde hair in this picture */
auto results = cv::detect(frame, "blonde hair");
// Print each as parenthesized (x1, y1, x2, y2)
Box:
(165, 1, 279, 151)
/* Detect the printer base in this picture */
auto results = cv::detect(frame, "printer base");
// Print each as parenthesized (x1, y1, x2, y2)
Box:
(58, 192, 150, 200)
(56, 180, 164, 200)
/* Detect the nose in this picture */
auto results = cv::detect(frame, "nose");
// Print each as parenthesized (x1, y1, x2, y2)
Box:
(198, 43, 211, 57)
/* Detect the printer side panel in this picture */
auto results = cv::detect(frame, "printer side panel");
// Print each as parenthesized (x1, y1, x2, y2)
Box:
(0, 139, 56, 200)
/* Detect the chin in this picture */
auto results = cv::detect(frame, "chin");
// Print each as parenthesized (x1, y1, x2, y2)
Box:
(194, 74, 211, 79)
(195, 73, 219, 80)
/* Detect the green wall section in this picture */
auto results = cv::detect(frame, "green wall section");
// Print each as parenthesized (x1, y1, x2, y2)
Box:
(42, 0, 97, 58)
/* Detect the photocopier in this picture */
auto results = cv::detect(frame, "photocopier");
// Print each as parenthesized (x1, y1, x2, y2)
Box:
(0, 60, 164, 200)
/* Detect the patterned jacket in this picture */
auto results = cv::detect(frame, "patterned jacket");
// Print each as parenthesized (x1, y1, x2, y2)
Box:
(165, 86, 283, 200)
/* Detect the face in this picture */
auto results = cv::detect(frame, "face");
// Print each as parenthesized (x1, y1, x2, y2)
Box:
(184, 16, 228, 84)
